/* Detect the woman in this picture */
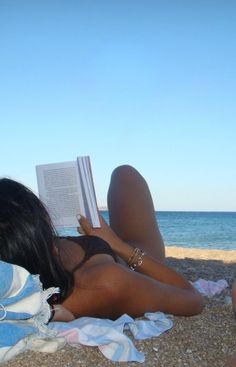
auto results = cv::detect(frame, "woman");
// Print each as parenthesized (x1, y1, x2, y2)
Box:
(0, 165, 203, 321)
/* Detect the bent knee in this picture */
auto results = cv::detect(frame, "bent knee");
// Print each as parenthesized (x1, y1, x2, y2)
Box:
(110, 165, 143, 185)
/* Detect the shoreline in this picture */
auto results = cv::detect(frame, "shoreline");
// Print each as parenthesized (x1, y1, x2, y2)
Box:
(166, 246, 236, 262)
(5, 247, 236, 367)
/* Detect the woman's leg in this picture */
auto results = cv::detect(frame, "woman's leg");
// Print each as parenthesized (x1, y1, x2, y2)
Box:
(107, 165, 165, 262)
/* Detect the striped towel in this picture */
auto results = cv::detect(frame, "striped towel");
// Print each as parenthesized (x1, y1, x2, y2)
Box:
(0, 260, 58, 363)
(49, 312, 173, 362)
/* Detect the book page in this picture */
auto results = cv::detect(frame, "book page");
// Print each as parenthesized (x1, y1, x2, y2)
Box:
(77, 156, 100, 227)
(36, 161, 85, 228)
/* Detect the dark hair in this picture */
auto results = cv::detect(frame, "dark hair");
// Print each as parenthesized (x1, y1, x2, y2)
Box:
(0, 178, 73, 302)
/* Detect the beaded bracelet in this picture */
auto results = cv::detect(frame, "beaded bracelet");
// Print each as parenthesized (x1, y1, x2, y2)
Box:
(127, 247, 146, 271)
(127, 248, 140, 267)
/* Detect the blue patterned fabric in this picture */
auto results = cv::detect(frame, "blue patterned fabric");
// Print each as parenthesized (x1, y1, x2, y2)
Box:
(0, 260, 56, 362)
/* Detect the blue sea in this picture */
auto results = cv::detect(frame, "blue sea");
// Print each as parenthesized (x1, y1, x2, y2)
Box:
(101, 211, 236, 251)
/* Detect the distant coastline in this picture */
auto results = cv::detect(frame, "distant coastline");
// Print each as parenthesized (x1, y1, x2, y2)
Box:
(98, 208, 236, 213)
(98, 206, 108, 211)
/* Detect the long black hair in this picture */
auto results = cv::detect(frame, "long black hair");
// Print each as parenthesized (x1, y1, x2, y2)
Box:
(0, 178, 73, 302)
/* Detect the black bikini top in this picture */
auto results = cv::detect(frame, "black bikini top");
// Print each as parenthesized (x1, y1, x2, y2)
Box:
(60, 235, 117, 273)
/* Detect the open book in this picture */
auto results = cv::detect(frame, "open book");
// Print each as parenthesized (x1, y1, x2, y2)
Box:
(36, 156, 100, 229)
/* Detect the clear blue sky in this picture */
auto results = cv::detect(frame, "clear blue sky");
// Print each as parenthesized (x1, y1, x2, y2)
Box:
(0, 0, 235, 211)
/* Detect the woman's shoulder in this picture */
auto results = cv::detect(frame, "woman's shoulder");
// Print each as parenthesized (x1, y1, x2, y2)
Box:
(62, 261, 129, 318)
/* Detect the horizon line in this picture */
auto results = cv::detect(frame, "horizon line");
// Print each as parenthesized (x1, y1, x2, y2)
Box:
(98, 207, 236, 213)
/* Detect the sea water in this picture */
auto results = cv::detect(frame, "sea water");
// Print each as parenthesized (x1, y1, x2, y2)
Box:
(101, 211, 236, 251)
(58, 211, 236, 251)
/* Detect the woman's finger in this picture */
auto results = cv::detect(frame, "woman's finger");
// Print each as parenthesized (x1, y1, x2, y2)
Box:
(77, 226, 85, 235)
(76, 214, 92, 234)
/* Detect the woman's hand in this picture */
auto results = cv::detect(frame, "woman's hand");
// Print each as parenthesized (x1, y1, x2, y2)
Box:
(77, 214, 134, 261)
(77, 214, 122, 252)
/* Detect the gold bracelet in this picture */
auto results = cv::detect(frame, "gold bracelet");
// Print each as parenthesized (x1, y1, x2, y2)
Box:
(130, 251, 146, 271)
(127, 247, 140, 267)
(127, 247, 146, 271)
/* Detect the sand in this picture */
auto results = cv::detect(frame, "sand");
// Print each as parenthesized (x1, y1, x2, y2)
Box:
(4, 247, 236, 367)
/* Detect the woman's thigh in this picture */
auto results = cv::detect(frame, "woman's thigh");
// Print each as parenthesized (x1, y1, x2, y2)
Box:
(107, 165, 165, 262)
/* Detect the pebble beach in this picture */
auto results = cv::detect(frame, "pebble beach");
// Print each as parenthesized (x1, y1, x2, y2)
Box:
(4, 247, 236, 367)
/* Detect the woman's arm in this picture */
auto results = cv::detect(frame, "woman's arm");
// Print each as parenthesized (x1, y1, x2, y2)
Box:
(78, 216, 198, 291)
(54, 215, 204, 319)
(62, 259, 203, 319)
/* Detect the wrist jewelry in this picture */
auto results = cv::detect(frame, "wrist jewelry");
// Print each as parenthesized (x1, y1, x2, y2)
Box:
(127, 247, 146, 271)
